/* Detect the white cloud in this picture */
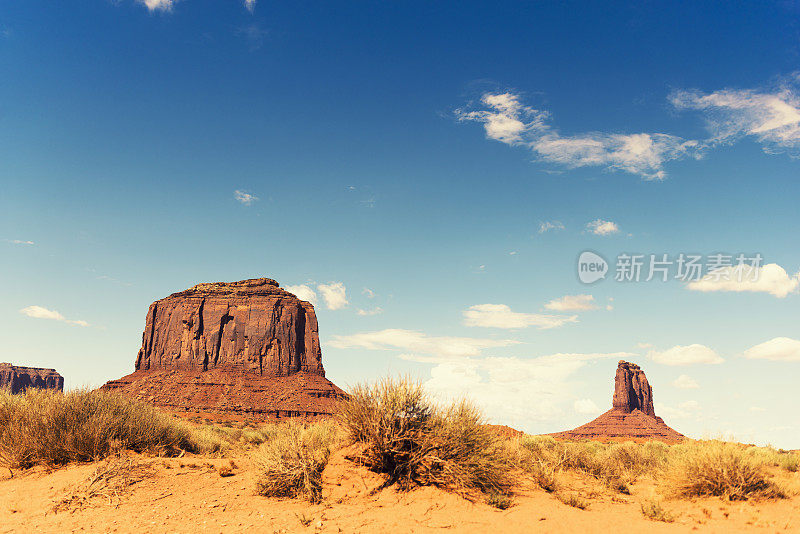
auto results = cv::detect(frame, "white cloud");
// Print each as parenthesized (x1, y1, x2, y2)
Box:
(4, 239, 34, 245)
(742, 337, 800, 362)
(574, 398, 601, 415)
(687, 263, 799, 298)
(362, 287, 375, 298)
(463, 303, 577, 329)
(648, 344, 723, 366)
(357, 307, 383, 316)
(749, 406, 766, 413)
(140, 0, 173, 11)
(285, 284, 317, 304)
(234, 190, 259, 206)
(544, 294, 598, 312)
(656, 400, 701, 420)
(672, 374, 700, 389)
(19, 305, 89, 327)
(635, 342, 654, 350)
(456, 92, 701, 180)
(317, 282, 348, 310)
(538, 221, 565, 234)
(423, 351, 635, 428)
(328, 328, 520, 360)
(671, 81, 800, 155)
(244, 0, 256, 12)
(586, 219, 620, 236)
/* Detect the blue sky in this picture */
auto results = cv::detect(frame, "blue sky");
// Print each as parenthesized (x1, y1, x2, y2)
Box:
(1, 1, 799, 447)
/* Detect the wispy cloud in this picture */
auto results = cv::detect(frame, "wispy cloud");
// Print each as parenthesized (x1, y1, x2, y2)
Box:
(648, 344, 723, 366)
(687, 263, 799, 298)
(20, 305, 89, 327)
(574, 398, 601, 415)
(424, 352, 635, 427)
(544, 294, 598, 312)
(742, 337, 800, 362)
(328, 328, 519, 360)
(463, 303, 577, 329)
(357, 307, 383, 316)
(672, 374, 700, 389)
(362, 287, 375, 298)
(139, 0, 173, 12)
(285, 284, 318, 304)
(244, 0, 256, 13)
(671, 77, 800, 155)
(3, 239, 34, 246)
(233, 189, 259, 206)
(317, 282, 348, 310)
(456, 92, 702, 180)
(538, 220, 565, 234)
(237, 24, 268, 50)
(585, 219, 620, 236)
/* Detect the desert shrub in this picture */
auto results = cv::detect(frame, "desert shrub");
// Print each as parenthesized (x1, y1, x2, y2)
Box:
(668, 440, 786, 500)
(487, 491, 513, 509)
(253, 421, 339, 503)
(779, 453, 799, 473)
(640, 499, 675, 522)
(745, 445, 800, 473)
(336, 377, 513, 495)
(556, 492, 589, 510)
(0, 389, 212, 468)
(517, 437, 671, 493)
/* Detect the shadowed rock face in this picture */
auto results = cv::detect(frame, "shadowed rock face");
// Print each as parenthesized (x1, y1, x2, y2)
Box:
(612, 361, 655, 417)
(103, 278, 344, 420)
(551, 360, 684, 443)
(0, 363, 64, 393)
(135, 278, 324, 377)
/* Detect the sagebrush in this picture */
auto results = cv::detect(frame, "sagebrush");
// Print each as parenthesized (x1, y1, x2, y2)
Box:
(336, 376, 513, 496)
(253, 421, 339, 502)
(0, 389, 215, 468)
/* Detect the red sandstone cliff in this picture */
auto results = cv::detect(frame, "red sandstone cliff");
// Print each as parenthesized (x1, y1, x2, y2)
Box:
(551, 361, 684, 443)
(0, 363, 64, 393)
(134, 278, 324, 377)
(103, 278, 344, 420)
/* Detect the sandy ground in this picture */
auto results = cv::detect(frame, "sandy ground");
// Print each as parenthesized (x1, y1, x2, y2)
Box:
(1, 449, 798, 533)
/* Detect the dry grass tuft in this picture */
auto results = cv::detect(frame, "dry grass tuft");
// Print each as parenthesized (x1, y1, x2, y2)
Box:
(487, 491, 513, 509)
(640, 498, 675, 522)
(253, 421, 339, 503)
(556, 492, 589, 510)
(336, 376, 513, 496)
(668, 440, 786, 501)
(52, 453, 152, 513)
(0, 389, 215, 469)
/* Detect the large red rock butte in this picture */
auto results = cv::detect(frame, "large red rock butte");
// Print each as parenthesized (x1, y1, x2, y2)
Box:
(102, 278, 345, 420)
(551, 361, 684, 443)
(0, 363, 64, 393)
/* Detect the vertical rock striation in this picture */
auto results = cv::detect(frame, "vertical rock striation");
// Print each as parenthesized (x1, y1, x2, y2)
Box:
(551, 360, 684, 443)
(133, 278, 324, 377)
(102, 278, 344, 421)
(0, 363, 64, 393)
(612, 361, 655, 416)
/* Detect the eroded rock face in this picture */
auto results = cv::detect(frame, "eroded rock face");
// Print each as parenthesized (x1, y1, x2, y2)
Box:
(551, 360, 684, 443)
(135, 278, 324, 377)
(103, 278, 343, 420)
(0, 363, 64, 393)
(612, 361, 655, 417)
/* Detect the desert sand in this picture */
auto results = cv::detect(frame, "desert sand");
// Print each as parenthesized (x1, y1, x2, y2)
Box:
(2, 446, 798, 534)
